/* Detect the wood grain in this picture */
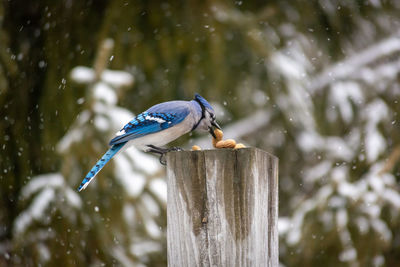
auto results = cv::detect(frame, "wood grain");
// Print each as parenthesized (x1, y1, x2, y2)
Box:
(166, 148, 278, 267)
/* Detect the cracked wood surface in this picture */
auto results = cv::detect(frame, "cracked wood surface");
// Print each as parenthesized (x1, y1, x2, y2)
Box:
(166, 148, 278, 267)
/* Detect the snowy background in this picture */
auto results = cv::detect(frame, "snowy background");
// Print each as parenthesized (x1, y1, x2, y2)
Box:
(1, 1, 400, 266)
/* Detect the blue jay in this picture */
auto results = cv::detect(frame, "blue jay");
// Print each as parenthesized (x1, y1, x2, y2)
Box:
(78, 93, 221, 191)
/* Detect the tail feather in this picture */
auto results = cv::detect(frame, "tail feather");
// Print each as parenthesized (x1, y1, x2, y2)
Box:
(78, 142, 126, 192)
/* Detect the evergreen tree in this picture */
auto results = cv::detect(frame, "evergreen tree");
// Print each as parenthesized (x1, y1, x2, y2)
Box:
(11, 40, 167, 266)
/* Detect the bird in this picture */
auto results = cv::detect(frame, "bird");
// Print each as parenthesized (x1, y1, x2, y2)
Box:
(77, 93, 221, 192)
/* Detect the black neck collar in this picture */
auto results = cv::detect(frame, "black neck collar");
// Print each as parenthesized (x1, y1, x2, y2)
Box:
(191, 98, 206, 131)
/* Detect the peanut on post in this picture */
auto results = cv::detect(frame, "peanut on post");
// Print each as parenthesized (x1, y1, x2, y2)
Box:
(187, 129, 246, 151)
(212, 128, 246, 149)
(191, 145, 202, 151)
(234, 143, 246, 149)
(216, 139, 236, 148)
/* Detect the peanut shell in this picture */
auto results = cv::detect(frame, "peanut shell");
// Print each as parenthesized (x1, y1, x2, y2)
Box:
(234, 143, 246, 149)
(192, 145, 202, 151)
(215, 139, 236, 148)
(212, 129, 224, 148)
(214, 129, 223, 141)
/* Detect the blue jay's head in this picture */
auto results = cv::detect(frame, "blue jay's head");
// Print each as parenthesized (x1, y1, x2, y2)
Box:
(193, 94, 221, 138)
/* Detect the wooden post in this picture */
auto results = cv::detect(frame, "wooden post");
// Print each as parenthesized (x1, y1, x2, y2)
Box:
(166, 148, 278, 267)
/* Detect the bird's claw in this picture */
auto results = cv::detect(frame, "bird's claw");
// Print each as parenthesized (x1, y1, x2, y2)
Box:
(170, 146, 183, 152)
(159, 154, 167, 165)
(146, 145, 184, 165)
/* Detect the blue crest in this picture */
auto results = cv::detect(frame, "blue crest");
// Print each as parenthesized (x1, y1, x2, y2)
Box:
(194, 93, 214, 111)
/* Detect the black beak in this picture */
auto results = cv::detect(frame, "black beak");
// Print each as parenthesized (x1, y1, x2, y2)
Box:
(209, 127, 216, 138)
(208, 121, 221, 138)
(211, 121, 221, 130)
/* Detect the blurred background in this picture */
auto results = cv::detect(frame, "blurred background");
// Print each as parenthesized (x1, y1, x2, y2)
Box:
(1, 0, 400, 266)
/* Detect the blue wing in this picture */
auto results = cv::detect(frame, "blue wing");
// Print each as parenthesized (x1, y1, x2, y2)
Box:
(109, 101, 190, 146)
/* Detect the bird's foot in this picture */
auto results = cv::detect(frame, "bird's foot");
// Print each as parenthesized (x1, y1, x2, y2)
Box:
(146, 145, 184, 165)
(169, 146, 184, 152)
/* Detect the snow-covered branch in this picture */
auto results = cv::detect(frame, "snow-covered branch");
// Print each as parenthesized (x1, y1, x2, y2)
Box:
(309, 32, 400, 93)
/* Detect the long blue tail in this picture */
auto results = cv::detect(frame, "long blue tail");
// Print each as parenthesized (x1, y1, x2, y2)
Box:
(77, 142, 126, 192)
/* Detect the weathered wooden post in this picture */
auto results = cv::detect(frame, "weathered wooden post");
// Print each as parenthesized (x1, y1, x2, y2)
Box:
(166, 148, 278, 267)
